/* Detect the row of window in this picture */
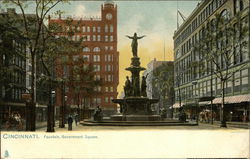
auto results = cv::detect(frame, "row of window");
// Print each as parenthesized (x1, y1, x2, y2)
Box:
(72, 54, 114, 62)
(175, 46, 249, 86)
(92, 96, 114, 104)
(64, 25, 114, 33)
(82, 46, 114, 52)
(175, 69, 249, 101)
(176, 8, 233, 59)
(93, 86, 114, 93)
(93, 64, 115, 72)
(56, 34, 115, 43)
(175, 0, 245, 48)
(1, 86, 25, 101)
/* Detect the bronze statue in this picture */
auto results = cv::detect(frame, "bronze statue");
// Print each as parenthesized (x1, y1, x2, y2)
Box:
(141, 74, 148, 97)
(124, 76, 132, 97)
(126, 33, 145, 57)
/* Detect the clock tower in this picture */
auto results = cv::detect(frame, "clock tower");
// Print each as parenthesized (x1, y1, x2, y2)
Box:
(101, 0, 117, 35)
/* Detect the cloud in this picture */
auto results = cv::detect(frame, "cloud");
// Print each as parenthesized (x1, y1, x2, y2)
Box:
(73, 4, 100, 18)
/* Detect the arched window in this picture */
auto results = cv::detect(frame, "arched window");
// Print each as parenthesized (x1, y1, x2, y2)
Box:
(93, 47, 100, 52)
(83, 47, 90, 52)
(220, 9, 230, 22)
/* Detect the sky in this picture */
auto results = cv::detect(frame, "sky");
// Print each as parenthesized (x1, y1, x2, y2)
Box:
(1, 0, 200, 96)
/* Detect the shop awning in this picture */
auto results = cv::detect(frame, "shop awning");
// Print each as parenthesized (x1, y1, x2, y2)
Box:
(172, 94, 250, 108)
(213, 94, 250, 104)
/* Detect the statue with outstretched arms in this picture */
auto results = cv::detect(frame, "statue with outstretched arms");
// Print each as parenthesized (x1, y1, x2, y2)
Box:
(126, 33, 145, 57)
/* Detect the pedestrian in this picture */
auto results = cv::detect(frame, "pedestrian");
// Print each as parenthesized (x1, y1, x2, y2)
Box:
(74, 114, 78, 126)
(68, 115, 73, 131)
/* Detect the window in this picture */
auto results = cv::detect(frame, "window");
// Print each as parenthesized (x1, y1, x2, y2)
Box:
(239, 0, 244, 11)
(63, 66, 69, 78)
(97, 26, 101, 32)
(87, 26, 90, 32)
(105, 97, 109, 103)
(105, 87, 109, 92)
(97, 35, 101, 41)
(92, 26, 96, 32)
(110, 87, 113, 92)
(105, 46, 109, 51)
(110, 36, 113, 42)
(93, 55, 100, 62)
(93, 35, 96, 41)
(110, 25, 113, 32)
(93, 47, 101, 52)
(87, 35, 90, 41)
(105, 65, 112, 71)
(82, 26, 86, 32)
(83, 55, 89, 61)
(105, 36, 109, 42)
(93, 65, 101, 72)
(94, 75, 101, 81)
(83, 47, 90, 52)
(105, 24, 108, 32)
(73, 55, 79, 61)
(94, 86, 101, 92)
(93, 98, 101, 104)
(110, 46, 113, 50)
(76, 35, 80, 41)
(235, 0, 244, 13)
(77, 26, 80, 32)
(220, 9, 230, 22)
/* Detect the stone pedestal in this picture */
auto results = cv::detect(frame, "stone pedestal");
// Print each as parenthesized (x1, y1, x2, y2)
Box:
(112, 56, 159, 121)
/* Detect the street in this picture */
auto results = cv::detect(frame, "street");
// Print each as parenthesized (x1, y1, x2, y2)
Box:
(36, 121, 247, 132)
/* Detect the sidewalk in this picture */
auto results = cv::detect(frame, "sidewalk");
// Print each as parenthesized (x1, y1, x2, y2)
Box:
(199, 121, 249, 129)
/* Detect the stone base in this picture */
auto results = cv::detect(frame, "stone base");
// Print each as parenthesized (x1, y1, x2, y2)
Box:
(110, 114, 161, 121)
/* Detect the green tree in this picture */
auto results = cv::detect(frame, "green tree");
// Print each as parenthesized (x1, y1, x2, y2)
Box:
(193, 12, 249, 127)
(68, 57, 102, 120)
(152, 62, 174, 117)
(3, 0, 75, 131)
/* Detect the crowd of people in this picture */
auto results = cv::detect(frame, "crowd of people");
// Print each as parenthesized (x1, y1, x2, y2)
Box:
(4, 112, 23, 131)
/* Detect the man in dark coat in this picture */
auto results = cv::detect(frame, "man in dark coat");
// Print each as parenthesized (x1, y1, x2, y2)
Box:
(68, 115, 73, 130)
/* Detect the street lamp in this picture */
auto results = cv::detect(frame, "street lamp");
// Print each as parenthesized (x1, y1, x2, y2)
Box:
(192, 80, 199, 125)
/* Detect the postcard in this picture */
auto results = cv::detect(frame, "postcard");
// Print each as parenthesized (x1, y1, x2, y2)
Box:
(0, 0, 249, 158)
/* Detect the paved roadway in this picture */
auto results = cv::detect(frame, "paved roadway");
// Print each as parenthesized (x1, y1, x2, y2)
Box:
(36, 121, 246, 132)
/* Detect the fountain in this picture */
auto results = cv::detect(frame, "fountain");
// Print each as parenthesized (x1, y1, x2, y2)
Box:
(81, 33, 197, 126)
(111, 33, 161, 121)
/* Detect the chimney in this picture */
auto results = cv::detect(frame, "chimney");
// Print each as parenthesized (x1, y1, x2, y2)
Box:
(59, 13, 61, 19)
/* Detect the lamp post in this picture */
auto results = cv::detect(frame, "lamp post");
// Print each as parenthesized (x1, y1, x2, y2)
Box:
(59, 80, 65, 128)
(192, 80, 199, 125)
(52, 90, 55, 127)
(65, 95, 68, 119)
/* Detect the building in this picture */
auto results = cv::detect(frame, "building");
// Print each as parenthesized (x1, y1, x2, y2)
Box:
(49, 1, 119, 117)
(144, 58, 174, 117)
(173, 0, 249, 122)
(0, 8, 48, 126)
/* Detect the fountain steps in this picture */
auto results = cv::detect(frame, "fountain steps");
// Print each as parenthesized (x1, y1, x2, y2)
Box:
(81, 120, 197, 126)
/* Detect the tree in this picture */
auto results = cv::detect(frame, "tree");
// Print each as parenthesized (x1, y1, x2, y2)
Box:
(193, 11, 249, 127)
(2, 0, 76, 131)
(152, 62, 174, 117)
(67, 57, 102, 120)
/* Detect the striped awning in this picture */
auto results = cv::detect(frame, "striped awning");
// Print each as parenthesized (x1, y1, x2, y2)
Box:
(173, 94, 250, 108)
(212, 94, 250, 104)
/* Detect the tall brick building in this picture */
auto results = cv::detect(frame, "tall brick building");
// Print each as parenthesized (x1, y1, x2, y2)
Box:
(49, 1, 119, 117)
